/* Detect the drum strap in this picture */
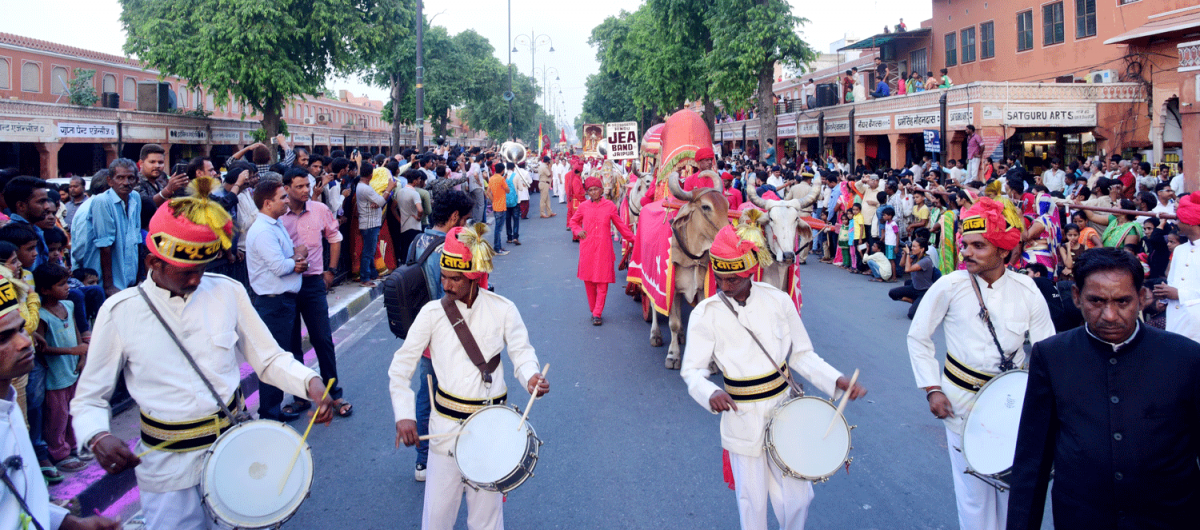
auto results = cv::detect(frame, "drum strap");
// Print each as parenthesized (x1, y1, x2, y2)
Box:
(968, 275, 1017, 372)
(717, 292, 804, 397)
(138, 286, 245, 426)
(441, 297, 501, 384)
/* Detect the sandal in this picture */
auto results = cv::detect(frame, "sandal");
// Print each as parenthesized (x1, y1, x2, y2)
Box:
(592, 316, 603, 326)
(333, 399, 354, 418)
(41, 464, 64, 484)
(56, 456, 88, 473)
(281, 400, 311, 415)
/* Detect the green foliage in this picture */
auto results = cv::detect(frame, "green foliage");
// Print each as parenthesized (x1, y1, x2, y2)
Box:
(248, 120, 289, 144)
(460, 72, 549, 142)
(705, 0, 815, 111)
(120, 0, 408, 138)
(68, 68, 99, 107)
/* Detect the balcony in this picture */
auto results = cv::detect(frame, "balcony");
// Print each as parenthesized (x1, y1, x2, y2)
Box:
(1181, 39, 1200, 72)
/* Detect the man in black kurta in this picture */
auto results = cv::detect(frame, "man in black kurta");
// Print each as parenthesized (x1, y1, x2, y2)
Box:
(1007, 248, 1200, 530)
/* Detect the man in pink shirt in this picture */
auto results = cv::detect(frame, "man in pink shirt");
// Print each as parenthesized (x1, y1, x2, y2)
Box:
(279, 169, 353, 418)
(683, 147, 718, 191)
(966, 125, 984, 183)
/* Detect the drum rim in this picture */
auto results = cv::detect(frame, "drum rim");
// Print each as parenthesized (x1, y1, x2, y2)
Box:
(961, 369, 1029, 477)
(199, 419, 314, 528)
(454, 405, 540, 492)
(764, 396, 852, 482)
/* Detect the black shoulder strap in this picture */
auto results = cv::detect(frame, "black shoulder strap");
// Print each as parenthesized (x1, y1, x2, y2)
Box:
(441, 296, 501, 384)
(408, 235, 446, 266)
(968, 274, 1017, 371)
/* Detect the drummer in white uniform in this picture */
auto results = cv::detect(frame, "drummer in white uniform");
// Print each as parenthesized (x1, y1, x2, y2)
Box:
(71, 177, 334, 530)
(907, 197, 1054, 530)
(389, 222, 549, 530)
(681, 223, 866, 530)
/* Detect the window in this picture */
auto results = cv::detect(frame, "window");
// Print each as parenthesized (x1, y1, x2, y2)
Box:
(102, 74, 116, 93)
(50, 66, 69, 95)
(1043, 2, 1065, 46)
(981, 22, 995, 59)
(961, 28, 977, 63)
(944, 33, 957, 67)
(0, 58, 8, 89)
(206, 92, 214, 110)
(194, 89, 203, 109)
(1075, 0, 1096, 38)
(910, 48, 928, 77)
(1017, 11, 1034, 52)
(123, 78, 135, 101)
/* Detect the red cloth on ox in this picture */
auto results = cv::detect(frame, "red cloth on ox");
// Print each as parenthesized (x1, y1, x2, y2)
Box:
(1178, 193, 1200, 225)
(961, 197, 1021, 251)
(569, 198, 635, 284)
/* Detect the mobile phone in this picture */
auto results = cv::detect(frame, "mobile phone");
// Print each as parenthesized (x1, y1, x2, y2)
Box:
(172, 162, 188, 175)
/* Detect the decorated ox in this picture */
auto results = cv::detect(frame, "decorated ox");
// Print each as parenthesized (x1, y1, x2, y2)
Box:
(651, 170, 729, 369)
(744, 185, 819, 290)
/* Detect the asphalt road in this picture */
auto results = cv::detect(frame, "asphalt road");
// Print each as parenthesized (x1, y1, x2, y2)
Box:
(285, 194, 964, 529)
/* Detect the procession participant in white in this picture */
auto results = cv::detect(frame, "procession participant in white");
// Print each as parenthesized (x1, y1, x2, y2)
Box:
(0, 276, 120, 530)
(71, 178, 333, 530)
(907, 197, 1054, 530)
(682, 224, 866, 530)
(1157, 192, 1200, 343)
(553, 156, 567, 203)
(390, 223, 549, 530)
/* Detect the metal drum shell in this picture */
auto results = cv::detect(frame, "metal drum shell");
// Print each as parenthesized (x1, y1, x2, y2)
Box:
(763, 396, 852, 483)
(453, 405, 542, 494)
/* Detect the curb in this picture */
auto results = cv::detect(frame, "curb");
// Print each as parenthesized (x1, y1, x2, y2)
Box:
(56, 283, 384, 519)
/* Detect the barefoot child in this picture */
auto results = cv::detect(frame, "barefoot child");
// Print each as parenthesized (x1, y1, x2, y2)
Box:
(34, 262, 89, 473)
(568, 177, 635, 325)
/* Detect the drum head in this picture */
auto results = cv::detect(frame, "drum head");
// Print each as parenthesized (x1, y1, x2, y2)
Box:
(962, 370, 1029, 476)
(201, 420, 313, 528)
(456, 406, 529, 484)
(770, 397, 850, 479)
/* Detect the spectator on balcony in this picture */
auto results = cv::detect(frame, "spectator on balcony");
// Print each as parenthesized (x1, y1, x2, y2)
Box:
(897, 72, 908, 95)
(843, 70, 855, 103)
(909, 72, 924, 93)
(898, 18, 907, 32)
(939, 68, 953, 89)
(924, 72, 939, 91)
(853, 67, 866, 103)
(874, 57, 888, 85)
(870, 77, 891, 99)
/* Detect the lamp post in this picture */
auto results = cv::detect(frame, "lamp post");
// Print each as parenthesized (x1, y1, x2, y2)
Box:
(534, 67, 560, 110)
(513, 31, 555, 85)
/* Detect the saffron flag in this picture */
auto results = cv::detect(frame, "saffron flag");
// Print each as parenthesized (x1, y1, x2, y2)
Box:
(537, 124, 544, 157)
(560, 128, 568, 144)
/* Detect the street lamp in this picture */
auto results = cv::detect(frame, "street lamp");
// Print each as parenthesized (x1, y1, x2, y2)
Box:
(534, 67, 560, 110)
(512, 31, 555, 81)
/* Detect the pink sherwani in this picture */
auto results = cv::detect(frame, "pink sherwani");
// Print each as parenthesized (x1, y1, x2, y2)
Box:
(569, 198, 635, 283)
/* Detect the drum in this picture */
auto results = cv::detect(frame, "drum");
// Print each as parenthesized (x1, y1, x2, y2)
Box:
(764, 396, 853, 482)
(200, 420, 313, 529)
(961, 369, 1029, 490)
(454, 405, 542, 493)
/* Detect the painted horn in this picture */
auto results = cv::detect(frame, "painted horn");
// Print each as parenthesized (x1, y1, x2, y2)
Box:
(667, 172, 693, 201)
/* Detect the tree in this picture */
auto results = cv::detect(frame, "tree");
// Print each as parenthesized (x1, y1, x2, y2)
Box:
(120, 0, 409, 157)
(644, 0, 718, 126)
(68, 68, 99, 107)
(706, 0, 816, 157)
(460, 73, 547, 143)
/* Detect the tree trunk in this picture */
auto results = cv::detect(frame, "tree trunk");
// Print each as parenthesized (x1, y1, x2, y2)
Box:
(702, 100, 717, 136)
(262, 100, 281, 163)
(390, 73, 403, 153)
(758, 59, 778, 163)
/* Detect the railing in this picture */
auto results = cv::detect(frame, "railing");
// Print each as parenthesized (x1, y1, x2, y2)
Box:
(1180, 40, 1200, 71)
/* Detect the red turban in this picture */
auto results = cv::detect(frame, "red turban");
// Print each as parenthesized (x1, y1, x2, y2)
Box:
(695, 146, 715, 161)
(146, 177, 234, 268)
(710, 225, 759, 277)
(1178, 193, 1200, 225)
(584, 177, 602, 189)
(961, 197, 1020, 251)
(440, 224, 493, 289)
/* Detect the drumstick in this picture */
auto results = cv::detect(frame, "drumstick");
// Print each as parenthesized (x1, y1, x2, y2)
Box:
(278, 377, 335, 495)
(824, 369, 859, 439)
(516, 364, 549, 432)
(417, 430, 469, 441)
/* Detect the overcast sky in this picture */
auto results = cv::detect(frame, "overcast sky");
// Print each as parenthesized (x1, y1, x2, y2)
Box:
(4, 0, 929, 130)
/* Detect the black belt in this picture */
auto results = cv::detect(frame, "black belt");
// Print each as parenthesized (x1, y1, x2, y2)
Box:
(434, 387, 507, 420)
(943, 353, 996, 393)
(139, 391, 243, 452)
(723, 365, 789, 403)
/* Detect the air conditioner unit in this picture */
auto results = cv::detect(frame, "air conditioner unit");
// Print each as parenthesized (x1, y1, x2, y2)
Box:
(317, 114, 329, 123)
(303, 117, 316, 125)
(1088, 69, 1118, 84)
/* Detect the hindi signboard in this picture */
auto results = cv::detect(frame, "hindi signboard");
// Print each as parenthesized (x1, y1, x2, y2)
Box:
(58, 123, 117, 139)
(605, 122, 639, 160)
(923, 130, 941, 152)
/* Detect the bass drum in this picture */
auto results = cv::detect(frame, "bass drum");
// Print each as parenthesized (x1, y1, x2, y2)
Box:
(200, 420, 313, 529)
(961, 369, 1029, 490)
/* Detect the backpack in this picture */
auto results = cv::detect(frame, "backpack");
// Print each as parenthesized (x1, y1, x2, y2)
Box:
(383, 235, 445, 339)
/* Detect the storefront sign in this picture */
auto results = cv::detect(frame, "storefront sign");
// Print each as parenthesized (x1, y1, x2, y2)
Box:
(746, 128, 758, 139)
(330, 136, 345, 145)
(824, 120, 849, 134)
(0, 119, 52, 141)
(777, 125, 797, 138)
(855, 116, 890, 132)
(293, 134, 313, 145)
(894, 111, 940, 130)
(722, 131, 735, 140)
(948, 108, 974, 127)
(923, 130, 941, 152)
(798, 122, 819, 136)
(983, 106, 1096, 127)
(122, 126, 166, 141)
(168, 128, 207, 142)
(211, 130, 242, 144)
(605, 121, 639, 160)
(58, 123, 117, 139)
(314, 135, 329, 145)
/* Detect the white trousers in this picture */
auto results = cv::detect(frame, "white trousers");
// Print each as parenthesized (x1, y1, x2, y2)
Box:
(946, 427, 1007, 530)
(422, 452, 504, 530)
(729, 451, 815, 530)
(554, 175, 565, 202)
(968, 158, 981, 183)
(142, 486, 219, 530)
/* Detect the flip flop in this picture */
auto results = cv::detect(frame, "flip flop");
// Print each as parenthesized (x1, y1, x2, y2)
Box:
(41, 465, 64, 484)
(333, 399, 354, 418)
(281, 400, 311, 415)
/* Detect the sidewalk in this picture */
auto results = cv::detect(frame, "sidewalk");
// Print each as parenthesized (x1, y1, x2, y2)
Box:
(47, 281, 383, 522)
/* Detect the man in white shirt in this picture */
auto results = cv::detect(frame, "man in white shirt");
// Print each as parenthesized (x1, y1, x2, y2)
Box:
(73, 179, 331, 530)
(553, 156, 567, 202)
(907, 198, 1054, 530)
(390, 223, 548, 530)
(1158, 193, 1200, 343)
(1151, 182, 1177, 220)
(682, 224, 865, 530)
(1040, 158, 1066, 193)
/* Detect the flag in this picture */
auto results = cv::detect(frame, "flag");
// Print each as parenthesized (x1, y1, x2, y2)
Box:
(537, 124, 544, 156)
(560, 128, 568, 144)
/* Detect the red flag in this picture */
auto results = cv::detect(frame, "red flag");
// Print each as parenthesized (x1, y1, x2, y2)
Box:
(538, 124, 544, 155)
(559, 128, 568, 144)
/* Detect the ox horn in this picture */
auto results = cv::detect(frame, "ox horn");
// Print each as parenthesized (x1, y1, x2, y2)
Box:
(695, 169, 723, 194)
(667, 172, 693, 201)
(747, 183, 780, 210)
(788, 181, 821, 210)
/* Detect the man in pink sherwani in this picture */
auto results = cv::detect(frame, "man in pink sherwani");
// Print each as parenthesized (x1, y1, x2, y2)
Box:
(569, 177, 635, 326)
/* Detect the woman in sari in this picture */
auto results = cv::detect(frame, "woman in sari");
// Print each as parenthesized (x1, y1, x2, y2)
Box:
(1101, 199, 1144, 248)
(1070, 210, 1103, 249)
(1020, 192, 1061, 276)
(926, 192, 958, 275)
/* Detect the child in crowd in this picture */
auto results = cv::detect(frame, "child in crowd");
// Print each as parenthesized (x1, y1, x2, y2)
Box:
(851, 204, 865, 272)
(34, 262, 89, 473)
(837, 215, 852, 269)
(881, 207, 899, 277)
(1058, 224, 1082, 281)
(72, 268, 100, 286)
(864, 240, 894, 282)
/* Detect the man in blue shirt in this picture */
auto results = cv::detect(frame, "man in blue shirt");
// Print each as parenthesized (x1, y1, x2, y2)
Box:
(504, 161, 521, 245)
(871, 78, 891, 98)
(3, 176, 53, 269)
(71, 159, 142, 297)
(246, 179, 308, 422)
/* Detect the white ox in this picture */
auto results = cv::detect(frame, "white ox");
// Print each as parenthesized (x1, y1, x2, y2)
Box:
(743, 185, 819, 290)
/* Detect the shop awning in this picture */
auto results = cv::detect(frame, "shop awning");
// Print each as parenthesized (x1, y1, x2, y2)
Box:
(839, 28, 931, 51)
(1104, 9, 1200, 45)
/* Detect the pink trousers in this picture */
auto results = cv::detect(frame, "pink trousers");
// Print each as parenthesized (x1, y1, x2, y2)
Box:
(584, 281, 609, 318)
(43, 384, 77, 461)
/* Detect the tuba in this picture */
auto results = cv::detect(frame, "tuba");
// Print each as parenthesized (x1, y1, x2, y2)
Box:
(501, 141, 527, 165)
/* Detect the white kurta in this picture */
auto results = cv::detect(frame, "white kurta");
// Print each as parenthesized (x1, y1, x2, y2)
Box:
(907, 270, 1055, 434)
(2, 387, 70, 530)
(1166, 240, 1200, 343)
(681, 283, 843, 457)
(71, 273, 319, 493)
